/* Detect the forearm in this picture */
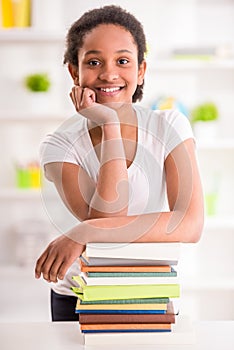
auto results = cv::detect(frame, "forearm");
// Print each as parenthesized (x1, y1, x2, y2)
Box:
(68, 207, 204, 245)
(88, 123, 129, 218)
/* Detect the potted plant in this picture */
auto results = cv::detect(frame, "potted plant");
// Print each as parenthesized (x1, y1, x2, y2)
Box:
(24, 73, 51, 92)
(190, 102, 219, 140)
(24, 73, 51, 113)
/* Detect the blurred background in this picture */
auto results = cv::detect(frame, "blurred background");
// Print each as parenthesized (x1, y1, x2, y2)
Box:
(0, 0, 234, 322)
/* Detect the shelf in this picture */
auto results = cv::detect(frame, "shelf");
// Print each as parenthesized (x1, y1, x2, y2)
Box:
(0, 28, 65, 43)
(1, 188, 234, 228)
(181, 278, 234, 291)
(0, 111, 70, 123)
(0, 188, 42, 200)
(196, 138, 234, 150)
(148, 59, 234, 71)
(204, 216, 234, 230)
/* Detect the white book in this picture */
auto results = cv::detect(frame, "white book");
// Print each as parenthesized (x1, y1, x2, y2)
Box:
(83, 315, 195, 345)
(81, 272, 179, 286)
(85, 242, 180, 261)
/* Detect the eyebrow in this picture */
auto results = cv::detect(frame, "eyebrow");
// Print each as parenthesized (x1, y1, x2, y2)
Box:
(84, 49, 133, 56)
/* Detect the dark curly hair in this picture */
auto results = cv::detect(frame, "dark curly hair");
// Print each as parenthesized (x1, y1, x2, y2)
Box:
(63, 5, 147, 102)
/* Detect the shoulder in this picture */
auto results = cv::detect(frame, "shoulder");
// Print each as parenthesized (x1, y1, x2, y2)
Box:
(134, 105, 191, 133)
(54, 113, 87, 141)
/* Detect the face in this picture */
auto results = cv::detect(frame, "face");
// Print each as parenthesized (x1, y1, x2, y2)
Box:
(73, 24, 146, 104)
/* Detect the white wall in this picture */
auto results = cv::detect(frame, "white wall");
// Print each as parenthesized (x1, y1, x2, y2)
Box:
(0, 0, 234, 322)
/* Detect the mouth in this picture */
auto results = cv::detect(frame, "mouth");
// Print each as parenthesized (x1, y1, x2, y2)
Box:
(96, 86, 124, 94)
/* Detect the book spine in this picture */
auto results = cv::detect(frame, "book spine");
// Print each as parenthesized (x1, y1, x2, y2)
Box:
(81, 323, 171, 331)
(1, 0, 14, 27)
(84, 284, 180, 301)
(79, 313, 175, 324)
(12, 0, 31, 28)
(79, 297, 169, 305)
(85, 243, 180, 260)
(86, 271, 177, 277)
(82, 275, 179, 286)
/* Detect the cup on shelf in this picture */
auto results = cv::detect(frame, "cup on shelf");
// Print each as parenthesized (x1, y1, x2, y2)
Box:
(15, 161, 41, 189)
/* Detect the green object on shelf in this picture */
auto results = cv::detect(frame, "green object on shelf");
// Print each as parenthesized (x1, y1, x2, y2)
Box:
(16, 168, 31, 189)
(191, 102, 219, 123)
(24, 73, 51, 92)
(205, 192, 218, 216)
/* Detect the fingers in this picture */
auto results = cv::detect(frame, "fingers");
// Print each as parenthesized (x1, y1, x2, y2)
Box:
(70, 86, 96, 112)
(35, 250, 49, 279)
(81, 87, 96, 107)
(35, 248, 69, 283)
(35, 235, 85, 284)
(70, 85, 83, 111)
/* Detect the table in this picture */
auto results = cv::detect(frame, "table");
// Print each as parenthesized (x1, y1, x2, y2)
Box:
(1, 321, 234, 350)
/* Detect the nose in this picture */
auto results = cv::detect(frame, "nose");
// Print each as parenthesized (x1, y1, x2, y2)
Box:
(98, 63, 119, 81)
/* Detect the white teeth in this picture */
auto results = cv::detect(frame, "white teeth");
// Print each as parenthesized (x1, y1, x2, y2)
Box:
(100, 87, 120, 93)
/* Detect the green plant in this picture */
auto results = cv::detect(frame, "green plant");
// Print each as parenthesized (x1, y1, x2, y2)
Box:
(24, 73, 51, 92)
(191, 102, 218, 123)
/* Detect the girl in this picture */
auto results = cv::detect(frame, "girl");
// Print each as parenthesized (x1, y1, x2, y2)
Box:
(35, 5, 204, 321)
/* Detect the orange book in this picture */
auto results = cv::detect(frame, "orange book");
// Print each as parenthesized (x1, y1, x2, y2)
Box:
(79, 259, 171, 273)
(80, 323, 171, 331)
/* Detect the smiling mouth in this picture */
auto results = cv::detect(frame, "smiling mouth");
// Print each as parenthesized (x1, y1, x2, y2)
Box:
(97, 87, 124, 93)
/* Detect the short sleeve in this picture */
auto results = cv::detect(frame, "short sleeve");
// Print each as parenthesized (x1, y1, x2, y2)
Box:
(164, 110, 194, 159)
(39, 132, 81, 169)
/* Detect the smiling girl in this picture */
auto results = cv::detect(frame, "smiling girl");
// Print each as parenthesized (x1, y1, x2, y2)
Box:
(35, 5, 204, 321)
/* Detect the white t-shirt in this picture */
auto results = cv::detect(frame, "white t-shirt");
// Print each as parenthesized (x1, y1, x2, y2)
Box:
(40, 105, 194, 296)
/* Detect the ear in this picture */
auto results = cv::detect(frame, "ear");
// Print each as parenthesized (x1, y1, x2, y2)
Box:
(68, 63, 79, 85)
(137, 60, 147, 85)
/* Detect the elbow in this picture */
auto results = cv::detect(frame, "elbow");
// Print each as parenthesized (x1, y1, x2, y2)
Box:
(182, 211, 204, 243)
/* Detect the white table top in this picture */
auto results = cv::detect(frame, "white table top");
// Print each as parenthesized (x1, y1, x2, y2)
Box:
(1, 320, 234, 350)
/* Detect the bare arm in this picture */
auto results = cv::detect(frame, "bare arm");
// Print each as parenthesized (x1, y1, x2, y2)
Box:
(67, 138, 204, 244)
(45, 87, 129, 221)
(35, 138, 204, 283)
(88, 122, 128, 218)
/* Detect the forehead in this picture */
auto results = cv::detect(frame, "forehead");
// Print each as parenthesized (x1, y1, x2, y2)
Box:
(81, 24, 137, 53)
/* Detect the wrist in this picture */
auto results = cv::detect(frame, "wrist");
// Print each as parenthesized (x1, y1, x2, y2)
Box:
(102, 123, 121, 139)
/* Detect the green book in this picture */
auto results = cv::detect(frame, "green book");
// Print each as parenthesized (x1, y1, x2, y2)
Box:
(79, 297, 170, 305)
(71, 276, 180, 302)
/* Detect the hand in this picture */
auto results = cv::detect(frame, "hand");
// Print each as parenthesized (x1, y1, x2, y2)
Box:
(70, 85, 118, 125)
(35, 234, 85, 283)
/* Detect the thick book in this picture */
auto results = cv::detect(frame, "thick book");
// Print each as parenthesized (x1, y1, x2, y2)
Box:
(79, 302, 175, 324)
(80, 272, 179, 286)
(80, 323, 171, 332)
(71, 276, 180, 301)
(83, 316, 195, 345)
(79, 259, 173, 273)
(85, 242, 180, 263)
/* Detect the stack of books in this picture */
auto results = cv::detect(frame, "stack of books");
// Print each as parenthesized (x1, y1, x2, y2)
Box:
(71, 242, 192, 345)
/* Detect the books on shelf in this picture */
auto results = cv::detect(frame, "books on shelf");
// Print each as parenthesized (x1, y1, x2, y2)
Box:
(1, 0, 31, 28)
(71, 242, 183, 344)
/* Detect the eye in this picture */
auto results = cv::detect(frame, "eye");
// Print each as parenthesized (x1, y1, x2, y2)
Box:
(88, 60, 100, 66)
(118, 58, 129, 65)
